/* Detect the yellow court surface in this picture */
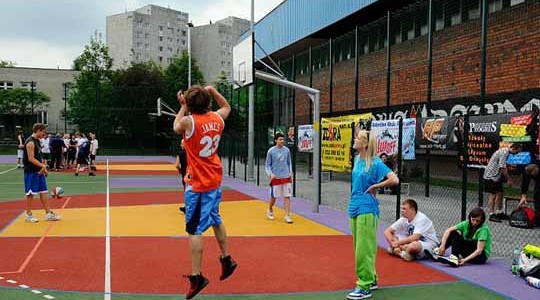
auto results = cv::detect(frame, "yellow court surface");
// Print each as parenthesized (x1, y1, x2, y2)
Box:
(0, 201, 344, 237)
(106, 164, 176, 171)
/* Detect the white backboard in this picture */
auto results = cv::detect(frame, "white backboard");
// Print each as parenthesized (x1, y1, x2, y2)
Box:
(233, 33, 254, 89)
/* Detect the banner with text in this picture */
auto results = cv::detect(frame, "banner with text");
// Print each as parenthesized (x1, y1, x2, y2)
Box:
(297, 125, 313, 153)
(321, 113, 372, 172)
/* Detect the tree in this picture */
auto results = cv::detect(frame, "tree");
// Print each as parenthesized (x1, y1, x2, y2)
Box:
(163, 50, 204, 109)
(68, 36, 114, 134)
(0, 59, 16, 67)
(110, 61, 166, 147)
(0, 88, 50, 115)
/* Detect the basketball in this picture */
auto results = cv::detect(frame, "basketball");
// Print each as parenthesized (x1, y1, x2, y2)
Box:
(51, 186, 65, 199)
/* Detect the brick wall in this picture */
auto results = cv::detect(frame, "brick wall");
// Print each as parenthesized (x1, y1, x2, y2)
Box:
(304, 1, 539, 116)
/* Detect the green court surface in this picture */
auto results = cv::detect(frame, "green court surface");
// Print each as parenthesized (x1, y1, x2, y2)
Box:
(0, 282, 507, 300)
(0, 164, 106, 202)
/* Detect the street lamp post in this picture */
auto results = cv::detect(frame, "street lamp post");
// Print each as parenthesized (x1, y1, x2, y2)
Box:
(187, 22, 194, 87)
(30, 81, 35, 123)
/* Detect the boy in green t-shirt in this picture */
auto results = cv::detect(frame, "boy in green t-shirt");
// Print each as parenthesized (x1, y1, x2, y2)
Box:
(424, 207, 491, 267)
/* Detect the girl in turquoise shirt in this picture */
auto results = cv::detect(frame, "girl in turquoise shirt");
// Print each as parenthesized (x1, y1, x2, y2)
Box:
(347, 129, 399, 300)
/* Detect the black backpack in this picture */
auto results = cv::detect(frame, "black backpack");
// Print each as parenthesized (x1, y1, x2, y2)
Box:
(509, 207, 536, 229)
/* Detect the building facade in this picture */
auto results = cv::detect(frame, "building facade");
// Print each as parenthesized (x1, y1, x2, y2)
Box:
(191, 17, 250, 84)
(106, 5, 190, 69)
(0, 67, 79, 136)
(247, 0, 539, 126)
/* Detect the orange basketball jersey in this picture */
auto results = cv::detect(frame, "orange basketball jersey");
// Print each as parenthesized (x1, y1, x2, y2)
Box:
(184, 112, 224, 192)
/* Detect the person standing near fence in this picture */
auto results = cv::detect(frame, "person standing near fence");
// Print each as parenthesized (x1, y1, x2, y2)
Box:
(483, 143, 522, 222)
(16, 129, 25, 168)
(23, 123, 61, 223)
(347, 129, 399, 300)
(265, 132, 294, 223)
(173, 85, 236, 299)
(519, 164, 540, 227)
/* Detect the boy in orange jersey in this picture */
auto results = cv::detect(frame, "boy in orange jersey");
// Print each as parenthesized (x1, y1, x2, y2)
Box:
(173, 85, 236, 299)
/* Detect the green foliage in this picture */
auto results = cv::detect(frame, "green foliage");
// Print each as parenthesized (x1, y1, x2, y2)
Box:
(110, 61, 166, 142)
(0, 59, 16, 67)
(69, 36, 114, 134)
(0, 88, 50, 115)
(163, 50, 205, 110)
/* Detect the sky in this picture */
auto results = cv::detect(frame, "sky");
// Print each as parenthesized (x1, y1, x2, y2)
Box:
(0, 0, 283, 69)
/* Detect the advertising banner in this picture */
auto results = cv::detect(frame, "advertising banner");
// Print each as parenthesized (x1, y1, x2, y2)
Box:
(321, 113, 372, 172)
(297, 125, 313, 153)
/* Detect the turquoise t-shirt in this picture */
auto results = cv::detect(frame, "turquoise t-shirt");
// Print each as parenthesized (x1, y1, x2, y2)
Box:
(349, 156, 391, 218)
(455, 220, 492, 258)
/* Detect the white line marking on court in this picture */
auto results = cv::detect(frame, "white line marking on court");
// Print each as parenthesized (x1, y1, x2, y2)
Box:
(6, 279, 17, 283)
(43, 295, 55, 299)
(19, 284, 29, 288)
(0, 166, 18, 175)
(31, 290, 42, 294)
(104, 158, 111, 300)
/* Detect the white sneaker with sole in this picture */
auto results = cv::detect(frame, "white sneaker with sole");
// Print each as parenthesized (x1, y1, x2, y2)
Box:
(25, 213, 38, 223)
(266, 210, 275, 220)
(284, 215, 293, 223)
(45, 211, 61, 221)
(400, 250, 415, 261)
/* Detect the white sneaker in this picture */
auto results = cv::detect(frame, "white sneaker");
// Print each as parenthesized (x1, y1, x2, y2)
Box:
(25, 213, 38, 223)
(266, 210, 275, 220)
(400, 250, 414, 261)
(45, 211, 61, 221)
(284, 215, 293, 224)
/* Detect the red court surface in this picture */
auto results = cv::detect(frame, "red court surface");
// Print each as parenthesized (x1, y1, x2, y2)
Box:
(0, 235, 456, 294)
(0, 190, 457, 295)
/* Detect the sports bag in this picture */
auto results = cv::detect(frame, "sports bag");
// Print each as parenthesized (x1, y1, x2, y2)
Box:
(509, 207, 535, 229)
(519, 251, 540, 278)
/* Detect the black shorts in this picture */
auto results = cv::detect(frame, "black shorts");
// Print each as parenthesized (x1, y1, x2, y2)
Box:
(484, 179, 503, 194)
(90, 154, 96, 160)
(77, 156, 89, 165)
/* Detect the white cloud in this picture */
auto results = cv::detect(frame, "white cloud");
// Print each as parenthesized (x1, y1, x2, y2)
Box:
(193, 0, 283, 26)
(0, 38, 82, 69)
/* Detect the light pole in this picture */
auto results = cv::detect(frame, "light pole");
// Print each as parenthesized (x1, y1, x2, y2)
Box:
(186, 22, 194, 87)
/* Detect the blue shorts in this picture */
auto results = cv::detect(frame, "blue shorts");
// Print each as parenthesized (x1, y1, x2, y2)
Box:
(184, 186, 222, 235)
(24, 172, 48, 195)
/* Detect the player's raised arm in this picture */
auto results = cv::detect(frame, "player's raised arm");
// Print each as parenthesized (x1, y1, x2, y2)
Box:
(173, 90, 191, 135)
(206, 86, 231, 120)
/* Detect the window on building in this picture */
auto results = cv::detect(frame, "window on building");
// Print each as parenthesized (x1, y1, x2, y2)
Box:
(435, 3, 445, 31)
(464, 0, 481, 20)
(448, 2, 463, 26)
(182, 40, 186, 45)
(136, 31, 143, 39)
(159, 56, 163, 62)
(36, 111, 48, 125)
(145, 43, 149, 50)
(59, 108, 66, 120)
(137, 42, 143, 49)
(182, 30, 186, 36)
(145, 33, 149, 40)
(159, 25, 163, 31)
(415, 7, 429, 36)
(20, 82, 35, 90)
(159, 36, 163, 42)
(137, 20, 143, 27)
(489, 0, 503, 12)
(0, 81, 13, 90)
(159, 46, 163, 51)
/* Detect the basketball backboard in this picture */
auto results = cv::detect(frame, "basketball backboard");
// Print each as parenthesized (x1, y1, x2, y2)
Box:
(233, 33, 254, 89)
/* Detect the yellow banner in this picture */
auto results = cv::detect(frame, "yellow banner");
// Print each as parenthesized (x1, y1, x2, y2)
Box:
(321, 113, 372, 172)
(500, 124, 526, 137)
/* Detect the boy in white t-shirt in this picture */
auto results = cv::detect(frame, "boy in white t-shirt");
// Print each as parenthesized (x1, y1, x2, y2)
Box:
(384, 199, 439, 261)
